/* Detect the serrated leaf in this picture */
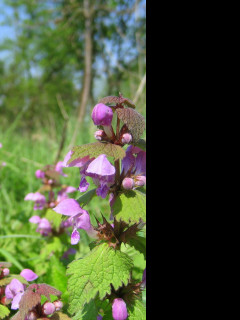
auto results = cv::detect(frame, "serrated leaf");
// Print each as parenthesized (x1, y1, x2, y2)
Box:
(98, 96, 136, 109)
(0, 305, 10, 320)
(116, 108, 145, 143)
(72, 300, 98, 320)
(36, 283, 62, 300)
(128, 299, 146, 320)
(76, 188, 97, 207)
(50, 312, 72, 320)
(18, 286, 42, 319)
(68, 142, 125, 164)
(67, 243, 133, 315)
(45, 209, 63, 231)
(112, 190, 146, 224)
(0, 275, 28, 287)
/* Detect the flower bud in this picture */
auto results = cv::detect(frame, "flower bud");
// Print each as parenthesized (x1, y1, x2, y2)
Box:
(25, 311, 38, 320)
(121, 133, 132, 145)
(53, 300, 63, 311)
(94, 130, 105, 141)
(134, 175, 146, 187)
(42, 302, 56, 315)
(122, 177, 134, 190)
(2, 268, 10, 276)
(112, 298, 128, 320)
(35, 169, 45, 179)
(91, 103, 113, 126)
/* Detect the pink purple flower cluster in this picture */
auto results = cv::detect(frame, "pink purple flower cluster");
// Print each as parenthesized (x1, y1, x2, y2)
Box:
(4, 269, 38, 310)
(24, 161, 78, 237)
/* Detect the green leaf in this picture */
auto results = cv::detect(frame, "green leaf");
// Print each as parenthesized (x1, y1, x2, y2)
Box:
(44, 255, 68, 296)
(68, 142, 126, 164)
(112, 190, 146, 224)
(76, 188, 97, 207)
(40, 237, 63, 260)
(128, 236, 146, 260)
(72, 300, 98, 320)
(133, 139, 146, 152)
(116, 108, 145, 143)
(128, 299, 146, 320)
(67, 243, 133, 315)
(0, 304, 10, 320)
(103, 299, 146, 320)
(45, 209, 63, 231)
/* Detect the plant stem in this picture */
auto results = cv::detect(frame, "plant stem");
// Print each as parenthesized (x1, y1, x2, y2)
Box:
(114, 159, 120, 185)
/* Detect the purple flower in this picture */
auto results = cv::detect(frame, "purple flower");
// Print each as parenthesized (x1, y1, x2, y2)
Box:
(62, 248, 77, 259)
(121, 146, 146, 188)
(5, 279, 25, 310)
(112, 298, 128, 320)
(57, 186, 77, 203)
(53, 199, 92, 245)
(24, 192, 46, 210)
(29, 216, 52, 236)
(55, 161, 67, 177)
(86, 154, 115, 199)
(35, 169, 45, 179)
(20, 269, 38, 282)
(62, 150, 94, 168)
(97, 315, 103, 320)
(91, 103, 113, 126)
(0, 143, 2, 148)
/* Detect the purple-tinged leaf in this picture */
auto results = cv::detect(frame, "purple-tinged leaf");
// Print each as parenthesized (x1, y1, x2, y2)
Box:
(116, 108, 145, 143)
(68, 142, 125, 164)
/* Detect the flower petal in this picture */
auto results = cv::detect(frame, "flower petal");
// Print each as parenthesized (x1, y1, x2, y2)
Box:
(53, 199, 85, 216)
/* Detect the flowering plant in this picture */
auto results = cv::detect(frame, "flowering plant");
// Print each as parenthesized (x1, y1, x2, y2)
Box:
(53, 94, 146, 319)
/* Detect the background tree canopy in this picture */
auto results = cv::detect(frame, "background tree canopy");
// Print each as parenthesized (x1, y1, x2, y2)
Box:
(0, 0, 146, 148)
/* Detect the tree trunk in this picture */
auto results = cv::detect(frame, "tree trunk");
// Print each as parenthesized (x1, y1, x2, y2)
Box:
(69, 0, 92, 149)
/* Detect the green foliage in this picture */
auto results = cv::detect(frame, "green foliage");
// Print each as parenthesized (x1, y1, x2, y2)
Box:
(72, 300, 98, 320)
(0, 305, 10, 320)
(45, 209, 63, 232)
(112, 190, 146, 223)
(69, 142, 126, 164)
(67, 243, 134, 315)
(76, 188, 97, 208)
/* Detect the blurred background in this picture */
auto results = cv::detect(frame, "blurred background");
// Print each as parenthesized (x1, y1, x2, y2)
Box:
(0, 0, 146, 278)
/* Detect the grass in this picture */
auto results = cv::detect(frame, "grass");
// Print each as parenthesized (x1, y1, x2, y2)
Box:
(0, 115, 109, 274)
